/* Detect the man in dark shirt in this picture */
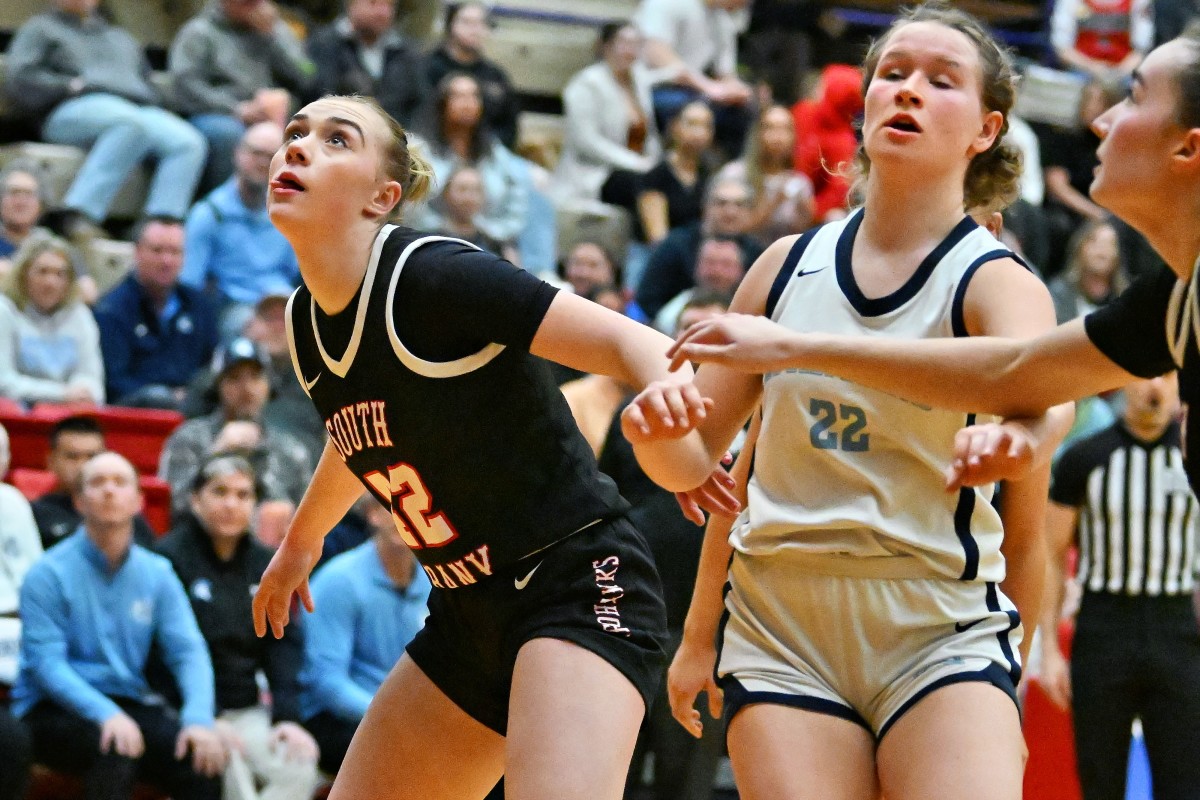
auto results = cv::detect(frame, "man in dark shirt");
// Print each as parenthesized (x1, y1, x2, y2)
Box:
(636, 177, 765, 318)
(157, 454, 319, 800)
(306, 0, 424, 126)
(31, 416, 157, 550)
(423, 2, 519, 148)
(94, 218, 220, 410)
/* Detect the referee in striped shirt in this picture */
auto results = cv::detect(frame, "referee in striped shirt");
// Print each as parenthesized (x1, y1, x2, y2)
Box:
(1040, 373, 1200, 800)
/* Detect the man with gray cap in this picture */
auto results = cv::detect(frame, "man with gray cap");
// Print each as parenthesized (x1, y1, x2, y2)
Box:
(159, 337, 313, 530)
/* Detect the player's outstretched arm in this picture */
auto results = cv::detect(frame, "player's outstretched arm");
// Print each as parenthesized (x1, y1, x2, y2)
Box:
(254, 441, 365, 639)
(670, 314, 1132, 419)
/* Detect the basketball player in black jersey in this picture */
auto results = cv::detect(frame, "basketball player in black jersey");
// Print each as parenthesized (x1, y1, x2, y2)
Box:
(248, 93, 736, 800)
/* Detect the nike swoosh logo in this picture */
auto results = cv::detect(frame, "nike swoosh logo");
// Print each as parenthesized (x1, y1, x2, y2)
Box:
(796, 268, 826, 278)
(514, 561, 543, 591)
(954, 618, 988, 633)
(304, 373, 321, 391)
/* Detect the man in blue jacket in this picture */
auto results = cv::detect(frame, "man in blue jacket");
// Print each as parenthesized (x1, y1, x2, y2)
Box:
(12, 451, 224, 799)
(94, 218, 219, 410)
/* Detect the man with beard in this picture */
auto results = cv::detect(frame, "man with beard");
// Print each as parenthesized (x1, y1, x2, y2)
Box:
(181, 122, 300, 341)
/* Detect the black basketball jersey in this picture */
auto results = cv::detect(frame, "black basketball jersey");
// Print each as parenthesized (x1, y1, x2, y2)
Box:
(286, 225, 628, 589)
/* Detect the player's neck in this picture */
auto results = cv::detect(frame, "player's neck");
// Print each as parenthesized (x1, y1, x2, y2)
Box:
(294, 222, 378, 315)
(1135, 217, 1200, 283)
(860, 171, 967, 252)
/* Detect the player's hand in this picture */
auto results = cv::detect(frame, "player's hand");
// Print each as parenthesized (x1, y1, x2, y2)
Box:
(945, 421, 1036, 490)
(621, 380, 712, 443)
(668, 314, 799, 374)
(270, 722, 319, 764)
(253, 534, 322, 639)
(674, 460, 740, 525)
(1038, 650, 1072, 711)
(100, 712, 144, 758)
(668, 637, 723, 738)
(176, 725, 226, 776)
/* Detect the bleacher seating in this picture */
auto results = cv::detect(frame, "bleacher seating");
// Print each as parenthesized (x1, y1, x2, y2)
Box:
(0, 141, 150, 220)
(2, 405, 182, 476)
(82, 237, 137, 295)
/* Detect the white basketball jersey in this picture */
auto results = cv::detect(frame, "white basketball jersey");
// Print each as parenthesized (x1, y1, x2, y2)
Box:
(732, 209, 1022, 583)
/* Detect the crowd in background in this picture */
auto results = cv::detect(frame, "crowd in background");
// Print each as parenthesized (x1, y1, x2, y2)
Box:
(1, 0, 1199, 798)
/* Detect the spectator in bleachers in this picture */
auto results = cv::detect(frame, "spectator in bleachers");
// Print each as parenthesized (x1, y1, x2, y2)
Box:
(181, 122, 300, 341)
(423, 2, 519, 149)
(158, 455, 320, 800)
(30, 415, 158, 550)
(652, 235, 745, 333)
(558, 241, 624, 299)
(299, 498, 430, 776)
(94, 218, 219, 410)
(12, 451, 224, 800)
(635, 176, 763, 318)
(0, 235, 104, 407)
(0, 422, 39, 800)
(1048, 218, 1129, 323)
(182, 293, 327, 470)
(635, 0, 754, 160)
(169, 0, 315, 193)
(432, 165, 519, 261)
(715, 104, 814, 242)
(791, 64, 863, 223)
(0, 164, 43, 271)
(1051, 0, 1155, 79)
(1041, 76, 1123, 272)
(553, 22, 661, 208)
(637, 100, 715, 246)
(159, 337, 312, 523)
(306, 0, 424, 127)
(410, 73, 530, 249)
(3, 0, 207, 240)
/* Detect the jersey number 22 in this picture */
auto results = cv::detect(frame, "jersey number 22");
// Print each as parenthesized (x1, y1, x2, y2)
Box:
(364, 462, 460, 549)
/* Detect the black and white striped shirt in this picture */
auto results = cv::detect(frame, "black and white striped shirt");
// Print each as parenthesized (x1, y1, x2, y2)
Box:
(1051, 422, 1198, 596)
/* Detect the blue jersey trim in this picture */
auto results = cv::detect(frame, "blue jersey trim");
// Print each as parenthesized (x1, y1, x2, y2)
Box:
(985, 581, 1023, 685)
(765, 227, 821, 320)
(875, 663, 1018, 742)
(955, 413, 981, 580)
(950, 249, 1021, 338)
(719, 677, 873, 732)
(836, 212, 978, 317)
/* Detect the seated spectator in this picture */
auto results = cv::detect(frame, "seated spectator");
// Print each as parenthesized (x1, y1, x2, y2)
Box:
(410, 73, 530, 249)
(170, 0, 314, 192)
(637, 100, 715, 247)
(653, 235, 745, 332)
(0, 422, 39, 800)
(3, 0, 207, 238)
(635, 0, 754, 159)
(159, 337, 312, 523)
(423, 2, 519, 149)
(94, 218, 219, 410)
(635, 176, 764, 318)
(158, 455, 320, 800)
(307, 0, 423, 126)
(434, 166, 517, 261)
(299, 499, 430, 775)
(0, 235, 104, 407)
(1048, 218, 1129, 323)
(715, 104, 814, 241)
(30, 415, 158, 550)
(1040, 77, 1123, 272)
(791, 64, 863, 223)
(12, 452, 224, 800)
(553, 22, 661, 207)
(1051, 0, 1154, 79)
(181, 122, 300, 340)
(558, 241, 624, 298)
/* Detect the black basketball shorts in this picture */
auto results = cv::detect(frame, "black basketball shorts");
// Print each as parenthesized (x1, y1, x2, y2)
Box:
(405, 516, 669, 734)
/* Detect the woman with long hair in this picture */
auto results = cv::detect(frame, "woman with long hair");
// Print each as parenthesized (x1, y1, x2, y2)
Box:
(1048, 217, 1129, 322)
(252, 93, 735, 800)
(0, 234, 103, 406)
(625, 6, 1071, 797)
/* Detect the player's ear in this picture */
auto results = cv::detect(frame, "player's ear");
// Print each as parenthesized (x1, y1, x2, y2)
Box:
(367, 180, 403, 219)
